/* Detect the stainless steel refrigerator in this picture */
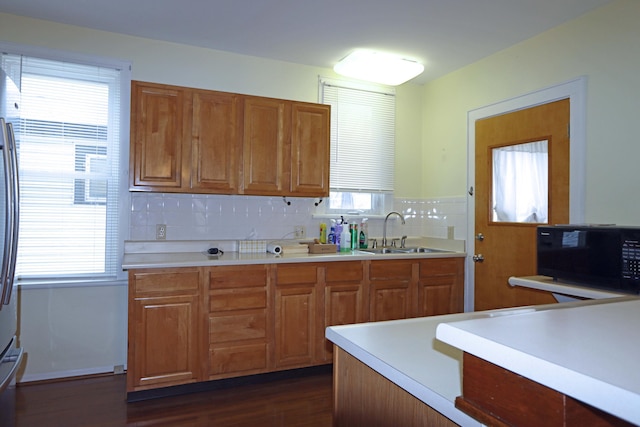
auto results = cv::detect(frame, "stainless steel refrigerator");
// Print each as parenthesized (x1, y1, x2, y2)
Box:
(0, 59, 24, 425)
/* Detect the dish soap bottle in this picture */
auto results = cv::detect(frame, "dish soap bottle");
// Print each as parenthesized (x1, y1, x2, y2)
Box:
(359, 218, 368, 248)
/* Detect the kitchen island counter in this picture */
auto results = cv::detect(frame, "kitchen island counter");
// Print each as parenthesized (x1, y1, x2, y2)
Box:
(436, 296, 640, 425)
(326, 297, 638, 426)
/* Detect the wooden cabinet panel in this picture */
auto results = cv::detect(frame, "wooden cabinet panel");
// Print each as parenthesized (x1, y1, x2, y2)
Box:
(457, 353, 632, 427)
(127, 268, 204, 393)
(132, 268, 200, 294)
(130, 81, 189, 190)
(275, 285, 317, 368)
(210, 343, 268, 376)
(207, 265, 270, 379)
(191, 91, 241, 193)
(322, 262, 367, 360)
(290, 102, 330, 197)
(369, 260, 415, 322)
(242, 97, 289, 195)
(209, 310, 267, 342)
(129, 294, 201, 390)
(417, 258, 464, 317)
(209, 288, 267, 312)
(275, 263, 318, 285)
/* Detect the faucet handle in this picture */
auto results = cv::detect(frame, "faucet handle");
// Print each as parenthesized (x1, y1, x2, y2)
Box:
(370, 238, 377, 249)
(400, 235, 407, 248)
(391, 238, 400, 248)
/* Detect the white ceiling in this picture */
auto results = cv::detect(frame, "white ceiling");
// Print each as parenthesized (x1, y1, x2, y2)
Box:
(0, 0, 612, 84)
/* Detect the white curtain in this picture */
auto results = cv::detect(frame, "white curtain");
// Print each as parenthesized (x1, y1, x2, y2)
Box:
(492, 140, 548, 223)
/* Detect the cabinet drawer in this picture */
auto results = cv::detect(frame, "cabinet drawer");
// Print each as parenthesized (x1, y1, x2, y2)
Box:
(419, 258, 463, 277)
(210, 343, 268, 376)
(209, 265, 268, 289)
(325, 261, 363, 283)
(209, 288, 267, 312)
(131, 269, 200, 294)
(369, 260, 414, 280)
(276, 264, 318, 285)
(210, 311, 267, 343)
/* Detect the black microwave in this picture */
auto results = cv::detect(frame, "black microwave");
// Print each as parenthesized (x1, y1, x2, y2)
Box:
(537, 225, 640, 294)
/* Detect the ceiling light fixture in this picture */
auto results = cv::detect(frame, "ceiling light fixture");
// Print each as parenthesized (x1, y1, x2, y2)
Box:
(333, 50, 424, 86)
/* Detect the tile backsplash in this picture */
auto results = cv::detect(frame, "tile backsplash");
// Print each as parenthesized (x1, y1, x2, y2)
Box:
(129, 193, 467, 243)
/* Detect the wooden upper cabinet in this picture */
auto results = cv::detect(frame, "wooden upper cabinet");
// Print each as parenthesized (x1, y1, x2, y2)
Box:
(130, 81, 190, 191)
(290, 102, 330, 197)
(130, 81, 330, 197)
(242, 96, 290, 195)
(191, 91, 241, 193)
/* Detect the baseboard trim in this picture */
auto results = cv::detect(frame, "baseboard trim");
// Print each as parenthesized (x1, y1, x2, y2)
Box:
(126, 364, 333, 403)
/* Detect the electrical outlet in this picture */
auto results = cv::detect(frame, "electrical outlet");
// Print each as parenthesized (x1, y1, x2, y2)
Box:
(294, 225, 306, 239)
(156, 224, 166, 240)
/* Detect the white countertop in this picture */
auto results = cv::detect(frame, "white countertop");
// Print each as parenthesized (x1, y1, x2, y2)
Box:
(509, 275, 631, 299)
(122, 239, 465, 269)
(436, 297, 640, 426)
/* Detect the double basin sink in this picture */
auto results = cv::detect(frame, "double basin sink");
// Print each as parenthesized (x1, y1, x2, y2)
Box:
(357, 246, 453, 255)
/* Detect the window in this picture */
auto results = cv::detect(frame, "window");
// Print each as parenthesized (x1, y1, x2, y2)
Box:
(1, 49, 129, 282)
(318, 77, 395, 215)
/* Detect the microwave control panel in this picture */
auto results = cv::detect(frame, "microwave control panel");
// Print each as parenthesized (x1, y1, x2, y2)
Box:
(621, 237, 640, 281)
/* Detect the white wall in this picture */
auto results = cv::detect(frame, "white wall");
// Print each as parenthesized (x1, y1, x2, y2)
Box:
(420, 0, 640, 228)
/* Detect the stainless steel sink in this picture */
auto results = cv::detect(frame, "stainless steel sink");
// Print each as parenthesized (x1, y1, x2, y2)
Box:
(357, 246, 453, 255)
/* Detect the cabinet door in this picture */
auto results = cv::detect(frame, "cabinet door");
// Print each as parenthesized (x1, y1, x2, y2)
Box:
(130, 81, 190, 191)
(322, 261, 366, 361)
(274, 264, 319, 368)
(242, 97, 290, 195)
(417, 258, 464, 316)
(127, 268, 203, 393)
(129, 294, 201, 391)
(290, 102, 330, 197)
(369, 260, 416, 322)
(191, 90, 241, 193)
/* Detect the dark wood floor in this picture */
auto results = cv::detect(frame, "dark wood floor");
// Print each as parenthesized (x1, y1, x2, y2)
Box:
(12, 370, 334, 427)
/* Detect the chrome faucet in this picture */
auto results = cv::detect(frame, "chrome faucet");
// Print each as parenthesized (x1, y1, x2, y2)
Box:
(382, 211, 405, 247)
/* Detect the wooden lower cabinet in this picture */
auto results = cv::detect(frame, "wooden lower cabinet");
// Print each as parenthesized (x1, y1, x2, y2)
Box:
(127, 257, 464, 393)
(369, 260, 415, 322)
(417, 258, 464, 316)
(127, 268, 204, 392)
(208, 264, 270, 379)
(274, 263, 320, 368)
(322, 261, 367, 361)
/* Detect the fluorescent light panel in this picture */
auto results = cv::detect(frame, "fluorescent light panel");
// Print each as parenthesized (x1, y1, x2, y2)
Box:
(334, 50, 424, 86)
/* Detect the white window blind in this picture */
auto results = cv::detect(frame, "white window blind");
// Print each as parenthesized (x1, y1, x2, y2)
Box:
(319, 77, 396, 192)
(11, 54, 123, 280)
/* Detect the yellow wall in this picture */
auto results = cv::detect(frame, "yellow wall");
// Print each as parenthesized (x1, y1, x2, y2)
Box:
(420, 0, 640, 225)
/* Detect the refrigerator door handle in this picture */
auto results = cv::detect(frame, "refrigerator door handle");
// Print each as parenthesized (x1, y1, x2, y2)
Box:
(0, 119, 13, 306)
(3, 122, 19, 305)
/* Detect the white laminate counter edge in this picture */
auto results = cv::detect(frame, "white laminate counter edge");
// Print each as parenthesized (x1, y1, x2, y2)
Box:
(508, 275, 629, 299)
(122, 249, 465, 270)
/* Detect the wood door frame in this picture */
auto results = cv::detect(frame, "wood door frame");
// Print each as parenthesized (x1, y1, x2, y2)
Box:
(465, 77, 587, 312)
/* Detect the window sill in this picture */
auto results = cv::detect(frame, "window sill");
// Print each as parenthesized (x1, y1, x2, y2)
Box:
(16, 278, 128, 290)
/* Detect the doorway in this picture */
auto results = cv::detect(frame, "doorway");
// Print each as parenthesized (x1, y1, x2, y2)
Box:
(465, 77, 587, 312)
